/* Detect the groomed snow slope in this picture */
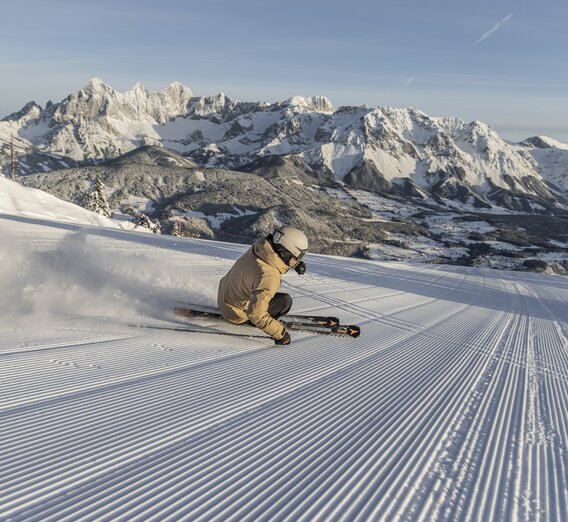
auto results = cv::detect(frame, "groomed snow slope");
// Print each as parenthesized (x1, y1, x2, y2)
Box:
(1, 215, 567, 521)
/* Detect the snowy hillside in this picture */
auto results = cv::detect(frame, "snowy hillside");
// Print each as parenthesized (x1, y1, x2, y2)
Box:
(1, 189, 567, 520)
(0, 177, 127, 229)
(2, 79, 567, 211)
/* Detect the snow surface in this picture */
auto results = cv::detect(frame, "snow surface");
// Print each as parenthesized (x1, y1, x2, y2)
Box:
(0, 177, 151, 235)
(0, 177, 120, 228)
(1, 191, 568, 521)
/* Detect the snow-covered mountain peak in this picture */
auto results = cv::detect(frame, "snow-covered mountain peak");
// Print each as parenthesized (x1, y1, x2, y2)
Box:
(128, 82, 147, 94)
(56, 79, 196, 124)
(83, 77, 116, 95)
(468, 119, 494, 133)
(162, 81, 193, 97)
(1, 101, 43, 125)
(188, 93, 231, 118)
(373, 106, 441, 144)
(284, 95, 334, 114)
(457, 120, 504, 151)
(86, 76, 105, 86)
(523, 136, 568, 151)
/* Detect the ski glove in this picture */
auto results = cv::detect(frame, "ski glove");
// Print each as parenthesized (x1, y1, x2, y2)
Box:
(295, 261, 307, 275)
(274, 330, 291, 345)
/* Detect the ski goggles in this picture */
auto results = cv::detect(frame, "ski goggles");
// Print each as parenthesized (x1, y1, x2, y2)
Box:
(273, 243, 306, 265)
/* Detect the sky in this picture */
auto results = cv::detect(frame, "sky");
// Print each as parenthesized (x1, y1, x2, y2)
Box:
(1, 0, 567, 142)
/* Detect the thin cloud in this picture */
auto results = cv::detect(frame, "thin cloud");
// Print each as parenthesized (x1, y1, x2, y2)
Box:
(401, 77, 415, 91)
(473, 14, 513, 46)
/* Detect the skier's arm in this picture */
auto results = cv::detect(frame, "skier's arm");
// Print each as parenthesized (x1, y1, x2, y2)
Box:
(247, 274, 286, 339)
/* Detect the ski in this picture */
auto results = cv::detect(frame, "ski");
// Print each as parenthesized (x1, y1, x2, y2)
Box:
(283, 321, 361, 338)
(130, 323, 267, 339)
(174, 306, 361, 338)
(174, 307, 224, 320)
(283, 314, 340, 326)
(174, 306, 339, 326)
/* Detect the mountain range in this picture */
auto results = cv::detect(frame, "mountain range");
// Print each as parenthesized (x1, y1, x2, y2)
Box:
(1, 79, 567, 272)
(2, 77, 568, 212)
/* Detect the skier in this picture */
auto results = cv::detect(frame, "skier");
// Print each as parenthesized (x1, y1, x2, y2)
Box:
(217, 226, 308, 345)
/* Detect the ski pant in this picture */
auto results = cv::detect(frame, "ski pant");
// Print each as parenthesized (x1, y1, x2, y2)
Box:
(267, 292, 293, 319)
(240, 292, 293, 327)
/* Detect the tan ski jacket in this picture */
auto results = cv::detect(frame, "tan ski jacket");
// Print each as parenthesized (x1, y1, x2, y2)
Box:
(217, 237, 289, 339)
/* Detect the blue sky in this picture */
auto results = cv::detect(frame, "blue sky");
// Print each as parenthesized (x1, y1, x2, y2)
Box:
(1, 0, 567, 142)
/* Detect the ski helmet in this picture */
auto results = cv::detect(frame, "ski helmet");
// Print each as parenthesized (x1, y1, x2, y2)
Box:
(271, 226, 308, 262)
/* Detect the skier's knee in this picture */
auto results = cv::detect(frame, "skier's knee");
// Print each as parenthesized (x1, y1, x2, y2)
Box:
(281, 293, 293, 314)
(268, 292, 293, 319)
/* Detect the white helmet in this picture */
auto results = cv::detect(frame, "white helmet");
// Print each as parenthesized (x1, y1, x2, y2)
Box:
(271, 226, 308, 261)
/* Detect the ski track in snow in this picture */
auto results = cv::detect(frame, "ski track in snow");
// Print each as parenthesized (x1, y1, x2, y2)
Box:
(1, 217, 567, 521)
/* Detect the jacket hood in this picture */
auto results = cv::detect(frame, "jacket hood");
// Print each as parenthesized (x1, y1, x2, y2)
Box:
(253, 237, 289, 274)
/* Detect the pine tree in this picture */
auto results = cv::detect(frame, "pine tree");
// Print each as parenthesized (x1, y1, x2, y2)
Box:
(88, 176, 112, 218)
(171, 221, 183, 237)
(137, 213, 161, 234)
(10, 136, 17, 181)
